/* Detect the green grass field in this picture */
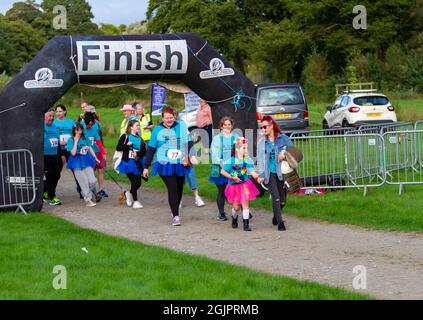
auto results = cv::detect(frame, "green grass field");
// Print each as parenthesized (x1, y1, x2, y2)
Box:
(65, 102, 423, 233)
(0, 213, 369, 300)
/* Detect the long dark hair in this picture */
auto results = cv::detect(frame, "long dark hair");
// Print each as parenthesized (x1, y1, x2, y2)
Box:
(72, 123, 85, 139)
(126, 119, 139, 135)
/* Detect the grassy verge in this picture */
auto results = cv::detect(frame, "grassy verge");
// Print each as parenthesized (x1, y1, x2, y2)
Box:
(0, 213, 369, 300)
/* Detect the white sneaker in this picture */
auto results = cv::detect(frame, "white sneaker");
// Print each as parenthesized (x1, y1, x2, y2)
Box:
(86, 200, 96, 207)
(132, 201, 143, 209)
(125, 191, 134, 207)
(195, 196, 205, 207)
(172, 216, 181, 226)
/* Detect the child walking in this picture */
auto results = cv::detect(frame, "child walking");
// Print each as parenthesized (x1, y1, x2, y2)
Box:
(220, 138, 260, 231)
(67, 123, 100, 207)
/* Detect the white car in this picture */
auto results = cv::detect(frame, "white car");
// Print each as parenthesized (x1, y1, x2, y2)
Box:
(323, 91, 397, 129)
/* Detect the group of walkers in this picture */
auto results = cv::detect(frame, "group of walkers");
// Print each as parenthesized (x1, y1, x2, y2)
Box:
(43, 99, 294, 232)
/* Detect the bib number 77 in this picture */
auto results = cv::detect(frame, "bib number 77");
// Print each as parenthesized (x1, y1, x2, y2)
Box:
(167, 149, 182, 160)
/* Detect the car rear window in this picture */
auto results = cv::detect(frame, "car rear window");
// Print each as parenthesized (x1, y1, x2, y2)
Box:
(258, 87, 304, 106)
(353, 96, 389, 106)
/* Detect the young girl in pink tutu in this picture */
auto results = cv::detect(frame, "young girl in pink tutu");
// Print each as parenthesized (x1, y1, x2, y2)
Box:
(220, 137, 260, 231)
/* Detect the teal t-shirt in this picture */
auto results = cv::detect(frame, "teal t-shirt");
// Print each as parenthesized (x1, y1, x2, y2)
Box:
(148, 121, 191, 164)
(268, 141, 277, 173)
(127, 134, 142, 159)
(67, 137, 90, 155)
(53, 118, 75, 150)
(44, 124, 59, 156)
(83, 125, 101, 153)
(223, 156, 255, 185)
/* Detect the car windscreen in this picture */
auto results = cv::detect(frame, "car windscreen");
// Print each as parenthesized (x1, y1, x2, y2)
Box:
(353, 96, 389, 106)
(258, 87, 304, 106)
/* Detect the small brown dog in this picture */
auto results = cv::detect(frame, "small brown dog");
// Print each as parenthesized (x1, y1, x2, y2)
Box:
(118, 191, 126, 205)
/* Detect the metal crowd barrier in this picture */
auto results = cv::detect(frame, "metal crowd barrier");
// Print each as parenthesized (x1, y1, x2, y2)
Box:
(291, 133, 386, 194)
(288, 123, 423, 195)
(358, 122, 414, 134)
(383, 130, 423, 194)
(289, 127, 355, 138)
(0, 149, 36, 214)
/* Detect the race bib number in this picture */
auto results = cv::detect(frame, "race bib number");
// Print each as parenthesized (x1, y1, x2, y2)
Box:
(80, 146, 88, 155)
(129, 150, 138, 159)
(167, 149, 182, 160)
(49, 138, 58, 148)
(60, 134, 71, 144)
(88, 137, 95, 146)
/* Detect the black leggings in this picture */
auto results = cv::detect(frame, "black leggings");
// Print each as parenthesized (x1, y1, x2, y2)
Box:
(267, 173, 287, 224)
(126, 174, 142, 201)
(160, 175, 185, 217)
(216, 183, 227, 214)
(44, 155, 61, 198)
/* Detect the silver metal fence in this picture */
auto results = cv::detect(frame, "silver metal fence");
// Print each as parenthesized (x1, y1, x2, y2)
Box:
(383, 130, 423, 194)
(0, 149, 36, 214)
(289, 127, 355, 138)
(291, 133, 386, 194)
(358, 122, 415, 135)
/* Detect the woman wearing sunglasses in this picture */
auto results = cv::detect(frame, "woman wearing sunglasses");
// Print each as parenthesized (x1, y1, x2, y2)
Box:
(256, 116, 294, 231)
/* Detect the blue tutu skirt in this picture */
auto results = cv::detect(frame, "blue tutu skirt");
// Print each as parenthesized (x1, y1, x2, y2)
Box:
(152, 162, 191, 177)
(116, 159, 143, 175)
(209, 174, 228, 186)
(67, 154, 95, 170)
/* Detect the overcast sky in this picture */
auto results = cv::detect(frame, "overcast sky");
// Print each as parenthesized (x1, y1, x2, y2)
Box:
(0, 0, 148, 25)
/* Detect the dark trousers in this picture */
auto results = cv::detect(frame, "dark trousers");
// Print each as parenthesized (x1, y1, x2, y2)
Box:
(216, 183, 227, 214)
(201, 124, 213, 149)
(160, 175, 185, 217)
(126, 173, 142, 201)
(266, 173, 287, 224)
(44, 155, 61, 199)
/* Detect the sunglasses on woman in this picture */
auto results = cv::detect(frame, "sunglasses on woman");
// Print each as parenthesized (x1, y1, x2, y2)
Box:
(260, 125, 271, 130)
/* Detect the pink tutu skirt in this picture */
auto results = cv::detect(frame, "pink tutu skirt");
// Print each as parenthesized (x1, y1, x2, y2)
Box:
(224, 179, 260, 204)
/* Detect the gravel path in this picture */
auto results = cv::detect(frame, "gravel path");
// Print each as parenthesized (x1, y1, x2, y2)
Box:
(45, 171, 423, 300)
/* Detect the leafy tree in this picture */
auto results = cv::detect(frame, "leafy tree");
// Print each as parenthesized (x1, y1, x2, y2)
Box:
(0, 15, 46, 74)
(5, 1, 42, 24)
(41, 0, 97, 34)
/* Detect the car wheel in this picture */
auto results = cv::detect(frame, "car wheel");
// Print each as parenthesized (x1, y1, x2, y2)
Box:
(341, 120, 351, 133)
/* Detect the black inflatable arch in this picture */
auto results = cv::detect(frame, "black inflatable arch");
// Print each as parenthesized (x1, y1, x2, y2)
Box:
(0, 32, 256, 211)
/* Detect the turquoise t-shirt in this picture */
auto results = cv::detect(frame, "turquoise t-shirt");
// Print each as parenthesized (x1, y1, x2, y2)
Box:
(67, 137, 90, 155)
(44, 124, 60, 156)
(148, 121, 191, 164)
(83, 125, 101, 153)
(53, 118, 75, 150)
(127, 134, 142, 159)
(223, 156, 255, 185)
(268, 141, 277, 174)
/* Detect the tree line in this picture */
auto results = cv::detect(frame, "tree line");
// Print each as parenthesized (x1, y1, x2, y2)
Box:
(1, 0, 422, 100)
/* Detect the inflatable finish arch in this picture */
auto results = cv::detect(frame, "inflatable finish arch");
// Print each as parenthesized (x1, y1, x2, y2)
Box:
(0, 32, 257, 211)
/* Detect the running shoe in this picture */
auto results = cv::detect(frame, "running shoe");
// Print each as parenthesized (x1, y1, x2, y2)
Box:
(217, 212, 228, 221)
(43, 192, 50, 203)
(86, 200, 96, 207)
(172, 216, 181, 226)
(195, 196, 205, 207)
(49, 197, 61, 206)
(99, 189, 109, 198)
(132, 201, 143, 209)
